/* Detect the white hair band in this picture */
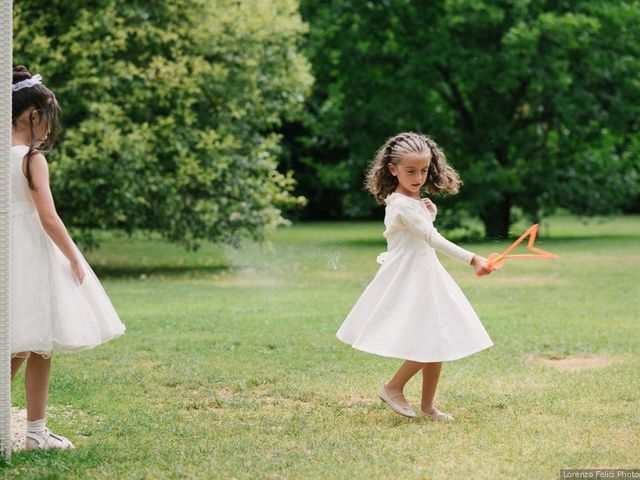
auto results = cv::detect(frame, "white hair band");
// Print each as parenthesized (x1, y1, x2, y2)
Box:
(11, 74, 43, 92)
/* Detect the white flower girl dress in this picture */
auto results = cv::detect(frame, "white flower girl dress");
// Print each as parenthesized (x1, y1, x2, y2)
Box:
(337, 192, 492, 362)
(10, 145, 125, 358)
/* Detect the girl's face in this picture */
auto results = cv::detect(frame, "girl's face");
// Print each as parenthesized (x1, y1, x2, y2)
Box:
(388, 151, 432, 197)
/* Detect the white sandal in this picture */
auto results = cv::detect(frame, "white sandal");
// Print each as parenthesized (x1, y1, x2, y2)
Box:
(419, 407, 454, 421)
(26, 428, 75, 450)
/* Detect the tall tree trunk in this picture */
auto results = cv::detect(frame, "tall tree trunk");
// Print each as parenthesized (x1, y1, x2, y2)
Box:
(480, 195, 511, 239)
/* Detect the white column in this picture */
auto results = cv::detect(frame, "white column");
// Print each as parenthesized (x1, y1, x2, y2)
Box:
(0, 0, 13, 459)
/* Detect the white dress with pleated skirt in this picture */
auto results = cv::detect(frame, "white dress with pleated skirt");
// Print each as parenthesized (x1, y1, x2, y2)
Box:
(337, 192, 493, 362)
(10, 145, 125, 358)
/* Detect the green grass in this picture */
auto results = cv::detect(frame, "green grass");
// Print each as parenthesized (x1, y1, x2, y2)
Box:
(3, 214, 640, 479)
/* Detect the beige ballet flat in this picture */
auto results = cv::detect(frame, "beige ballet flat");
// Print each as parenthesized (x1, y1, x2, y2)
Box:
(378, 386, 416, 418)
(418, 407, 454, 421)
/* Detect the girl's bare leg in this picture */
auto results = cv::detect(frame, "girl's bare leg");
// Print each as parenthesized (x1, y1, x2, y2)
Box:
(420, 362, 443, 413)
(21, 354, 74, 449)
(11, 355, 27, 381)
(385, 360, 425, 407)
(25, 353, 51, 421)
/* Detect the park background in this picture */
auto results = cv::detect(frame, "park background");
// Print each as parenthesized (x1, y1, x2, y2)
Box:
(4, 1, 640, 478)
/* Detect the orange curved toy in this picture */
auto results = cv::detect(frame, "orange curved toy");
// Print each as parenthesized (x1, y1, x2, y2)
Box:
(478, 224, 558, 277)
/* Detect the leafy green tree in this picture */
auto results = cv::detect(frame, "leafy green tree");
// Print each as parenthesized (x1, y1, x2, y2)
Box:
(293, 0, 640, 237)
(14, 0, 312, 248)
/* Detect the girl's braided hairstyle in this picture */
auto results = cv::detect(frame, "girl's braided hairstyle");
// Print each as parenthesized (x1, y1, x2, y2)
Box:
(365, 132, 462, 204)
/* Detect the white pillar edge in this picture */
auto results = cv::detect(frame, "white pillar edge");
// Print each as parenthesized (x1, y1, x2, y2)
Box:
(0, 0, 13, 460)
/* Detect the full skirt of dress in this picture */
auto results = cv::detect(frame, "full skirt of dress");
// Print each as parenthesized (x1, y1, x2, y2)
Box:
(11, 210, 125, 358)
(336, 248, 493, 362)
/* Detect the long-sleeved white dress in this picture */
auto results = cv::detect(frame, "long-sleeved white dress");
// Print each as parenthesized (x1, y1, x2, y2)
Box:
(336, 192, 493, 362)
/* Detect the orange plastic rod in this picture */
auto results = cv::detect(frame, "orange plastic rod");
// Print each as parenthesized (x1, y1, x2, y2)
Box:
(480, 224, 558, 275)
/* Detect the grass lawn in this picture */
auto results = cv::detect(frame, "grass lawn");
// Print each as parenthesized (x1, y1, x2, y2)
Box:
(3, 214, 639, 479)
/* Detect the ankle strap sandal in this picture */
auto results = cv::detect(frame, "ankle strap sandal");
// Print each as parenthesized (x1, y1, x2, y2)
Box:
(26, 428, 75, 450)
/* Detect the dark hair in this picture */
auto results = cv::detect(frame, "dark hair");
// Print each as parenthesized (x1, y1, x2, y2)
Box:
(12, 65, 61, 190)
(365, 131, 462, 204)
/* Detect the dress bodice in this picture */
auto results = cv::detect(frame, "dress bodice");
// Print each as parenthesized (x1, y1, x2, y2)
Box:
(381, 192, 474, 265)
(10, 145, 37, 216)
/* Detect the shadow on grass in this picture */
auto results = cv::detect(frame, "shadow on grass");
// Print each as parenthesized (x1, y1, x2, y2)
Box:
(536, 234, 640, 242)
(470, 233, 640, 245)
(333, 234, 638, 248)
(92, 264, 231, 279)
(335, 239, 387, 248)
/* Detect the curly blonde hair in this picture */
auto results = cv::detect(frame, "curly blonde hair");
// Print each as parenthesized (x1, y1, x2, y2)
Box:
(365, 132, 462, 204)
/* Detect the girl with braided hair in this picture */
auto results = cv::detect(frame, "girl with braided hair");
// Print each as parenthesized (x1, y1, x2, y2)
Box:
(337, 132, 493, 421)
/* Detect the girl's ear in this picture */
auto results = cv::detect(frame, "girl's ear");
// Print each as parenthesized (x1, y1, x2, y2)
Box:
(388, 163, 398, 177)
(31, 109, 42, 125)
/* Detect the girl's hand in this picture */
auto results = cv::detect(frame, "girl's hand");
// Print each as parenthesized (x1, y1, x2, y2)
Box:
(471, 255, 492, 276)
(71, 260, 86, 285)
(423, 198, 437, 218)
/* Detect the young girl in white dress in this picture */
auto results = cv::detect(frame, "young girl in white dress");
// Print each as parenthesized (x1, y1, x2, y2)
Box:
(337, 132, 494, 421)
(10, 66, 125, 449)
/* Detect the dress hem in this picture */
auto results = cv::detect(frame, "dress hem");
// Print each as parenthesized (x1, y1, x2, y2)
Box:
(337, 334, 493, 363)
(11, 330, 125, 359)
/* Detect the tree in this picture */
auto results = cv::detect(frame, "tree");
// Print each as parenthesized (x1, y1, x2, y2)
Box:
(292, 0, 640, 237)
(14, 0, 312, 248)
